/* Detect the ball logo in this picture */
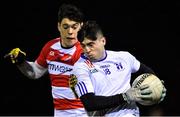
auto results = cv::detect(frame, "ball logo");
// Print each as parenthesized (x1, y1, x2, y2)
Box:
(134, 73, 151, 88)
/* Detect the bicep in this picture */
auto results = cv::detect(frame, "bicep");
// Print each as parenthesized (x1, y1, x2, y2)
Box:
(132, 63, 155, 80)
(73, 67, 94, 97)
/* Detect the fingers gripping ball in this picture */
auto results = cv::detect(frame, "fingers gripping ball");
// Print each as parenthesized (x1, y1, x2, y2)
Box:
(132, 73, 164, 106)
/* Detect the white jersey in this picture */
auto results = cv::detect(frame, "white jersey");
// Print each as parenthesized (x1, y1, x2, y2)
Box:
(73, 50, 141, 117)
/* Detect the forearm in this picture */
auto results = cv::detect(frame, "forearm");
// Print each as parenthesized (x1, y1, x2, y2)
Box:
(17, 61, 47, 79)
(80, 93, 126, 111)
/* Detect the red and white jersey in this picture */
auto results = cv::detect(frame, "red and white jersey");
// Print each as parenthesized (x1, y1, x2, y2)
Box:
(73, 50, 140, 117)
(36, 37, 87, 116)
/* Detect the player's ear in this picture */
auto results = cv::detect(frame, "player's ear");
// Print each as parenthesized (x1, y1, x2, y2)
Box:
(80, 22, 83, 29)
(102, 37, 106, 46)
(57, 22, 61, 32)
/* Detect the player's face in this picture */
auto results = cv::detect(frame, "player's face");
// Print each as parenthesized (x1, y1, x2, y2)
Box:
(81, 37, 106, 61)
(58, 18, 82, 48)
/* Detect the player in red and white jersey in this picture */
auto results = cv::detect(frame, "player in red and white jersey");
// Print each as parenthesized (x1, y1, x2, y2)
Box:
(70, 21, 167, 117)
(35, 37, 87, 116)
(4, 4, 88, 117)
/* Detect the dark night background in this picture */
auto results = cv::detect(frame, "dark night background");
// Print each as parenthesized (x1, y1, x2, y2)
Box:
(1, 0, 180, 116)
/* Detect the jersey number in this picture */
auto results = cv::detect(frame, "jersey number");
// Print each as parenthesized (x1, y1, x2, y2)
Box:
(103, 68, 111, 75)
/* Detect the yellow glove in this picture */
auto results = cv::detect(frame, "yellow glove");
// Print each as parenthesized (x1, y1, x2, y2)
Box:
(69, 74, 79, 98)
(4, 48, 26, 64)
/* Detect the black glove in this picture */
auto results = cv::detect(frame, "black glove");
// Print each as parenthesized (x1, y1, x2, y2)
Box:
(4, 48, 26, 64)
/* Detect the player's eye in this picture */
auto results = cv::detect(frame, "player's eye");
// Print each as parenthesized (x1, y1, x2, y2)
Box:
(63, 24, 70, 29)
(87, 43, 94, 48)
(62, 23, 79, 30)
(71, 24, 79, 30)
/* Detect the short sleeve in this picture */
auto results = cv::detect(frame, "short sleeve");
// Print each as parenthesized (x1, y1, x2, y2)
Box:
(73, 62, 95, 97)
(126, 52, 140, 73)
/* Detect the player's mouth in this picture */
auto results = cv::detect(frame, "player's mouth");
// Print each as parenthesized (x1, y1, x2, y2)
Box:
(66, 37, 75, 40)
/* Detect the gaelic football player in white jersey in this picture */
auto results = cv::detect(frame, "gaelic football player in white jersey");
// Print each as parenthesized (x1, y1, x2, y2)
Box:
(71, 21, 166, 117)
(4, 4, 88, 117)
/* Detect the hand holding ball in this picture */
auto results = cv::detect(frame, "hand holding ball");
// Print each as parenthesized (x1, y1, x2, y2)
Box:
(132, 73, 164, 105)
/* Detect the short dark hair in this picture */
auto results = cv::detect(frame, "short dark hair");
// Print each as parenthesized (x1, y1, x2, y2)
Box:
(78, 20, 104, 42)
(58, 4, 84, 23)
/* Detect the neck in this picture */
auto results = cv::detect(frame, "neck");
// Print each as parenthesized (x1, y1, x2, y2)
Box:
(93, 50, 106, 62)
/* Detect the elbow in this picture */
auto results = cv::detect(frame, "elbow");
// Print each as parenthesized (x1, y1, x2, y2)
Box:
(25, 70, 41, 80)
(80, 93, 97, 111)
(83, 102, 96, 112)
(26, 71, 37, 79)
